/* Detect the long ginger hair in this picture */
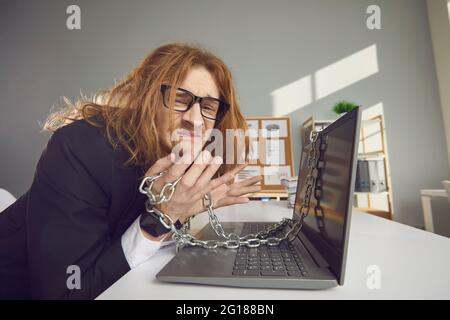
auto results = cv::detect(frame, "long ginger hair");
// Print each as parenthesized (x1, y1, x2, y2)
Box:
(43, 43, 248, 176)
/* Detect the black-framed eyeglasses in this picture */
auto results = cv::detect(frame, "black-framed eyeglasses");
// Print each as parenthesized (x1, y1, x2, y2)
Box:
(160, 84, 230, 122)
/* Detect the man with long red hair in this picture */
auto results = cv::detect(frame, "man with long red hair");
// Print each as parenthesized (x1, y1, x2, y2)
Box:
(0, 43, 261, 299)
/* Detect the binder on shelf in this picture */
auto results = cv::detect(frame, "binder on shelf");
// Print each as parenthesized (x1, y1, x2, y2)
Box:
(355, 160, 370, 192)
(376, 159, 387, 192)
(368, 160, 379, 193)
(355, 159, 387, 193)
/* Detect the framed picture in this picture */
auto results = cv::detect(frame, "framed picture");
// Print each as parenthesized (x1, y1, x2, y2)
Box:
(246, 120, 259, 138)
(261, 119, 288, 138)
(244, 117, 294, 192)
(264, 139, 286, 165)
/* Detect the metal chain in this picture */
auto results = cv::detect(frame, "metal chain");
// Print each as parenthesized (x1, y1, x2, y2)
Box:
(314, 135, 328, 238)
(142, 130, 324, 252)
(139, 171, 183, 205)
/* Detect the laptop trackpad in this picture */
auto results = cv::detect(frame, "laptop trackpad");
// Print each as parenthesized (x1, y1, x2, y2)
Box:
(196, 222, 245, 240)
(158, 222, 245, 278)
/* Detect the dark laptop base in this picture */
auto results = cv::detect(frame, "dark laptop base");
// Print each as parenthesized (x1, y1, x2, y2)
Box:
(156, 222, 338, 290)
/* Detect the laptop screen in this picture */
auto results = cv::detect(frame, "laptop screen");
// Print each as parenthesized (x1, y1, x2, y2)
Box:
(293, 109, 359, 284)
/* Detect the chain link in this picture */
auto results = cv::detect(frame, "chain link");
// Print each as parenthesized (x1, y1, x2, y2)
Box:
(142, 131, 325, 252)
(139, 172, 183, 205)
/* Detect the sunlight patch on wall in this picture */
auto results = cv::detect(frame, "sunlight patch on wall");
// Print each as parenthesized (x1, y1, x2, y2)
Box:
(447, 0, 450, 23)
(315, 45, 379, 100)
(271, 44, 379, 116)
(271, 75, 312, 117)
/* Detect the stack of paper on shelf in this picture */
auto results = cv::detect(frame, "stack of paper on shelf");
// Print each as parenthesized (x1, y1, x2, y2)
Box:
(281, 176, 298, 208)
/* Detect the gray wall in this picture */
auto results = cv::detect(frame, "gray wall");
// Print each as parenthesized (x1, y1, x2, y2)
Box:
(1, 0, 449, 232)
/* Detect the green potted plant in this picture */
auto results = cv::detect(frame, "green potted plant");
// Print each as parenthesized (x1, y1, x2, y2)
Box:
(332, 100, 358, 115)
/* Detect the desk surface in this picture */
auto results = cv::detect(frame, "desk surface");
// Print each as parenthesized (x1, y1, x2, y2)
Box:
(98, 201, 450, 300)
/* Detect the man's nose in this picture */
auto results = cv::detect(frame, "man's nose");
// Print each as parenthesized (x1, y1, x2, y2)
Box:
(182, 102, 204, 128)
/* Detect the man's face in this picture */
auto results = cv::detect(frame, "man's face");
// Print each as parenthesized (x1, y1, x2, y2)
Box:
(156, 66, 220, 158)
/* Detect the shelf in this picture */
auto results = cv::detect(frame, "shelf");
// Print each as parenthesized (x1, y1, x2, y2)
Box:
(314, 120, 334, 124)
(354, 207, 392, 220)
(249, 191, 288, 201)
(358, 152, 386, 159)
(355, 191, 389, 196)
(361, 119, 382, 126)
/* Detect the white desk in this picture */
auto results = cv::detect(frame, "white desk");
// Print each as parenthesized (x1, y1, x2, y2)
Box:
(98, 201, 450, 300)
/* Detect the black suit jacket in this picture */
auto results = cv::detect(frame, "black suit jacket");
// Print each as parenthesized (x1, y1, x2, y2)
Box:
(0, 116, 149, 299)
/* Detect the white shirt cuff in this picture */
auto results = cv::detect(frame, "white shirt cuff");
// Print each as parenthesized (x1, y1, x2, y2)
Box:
(121, 215, 174, 269)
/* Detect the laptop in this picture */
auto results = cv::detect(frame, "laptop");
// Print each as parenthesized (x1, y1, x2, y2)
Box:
(157, 107, 361, 289)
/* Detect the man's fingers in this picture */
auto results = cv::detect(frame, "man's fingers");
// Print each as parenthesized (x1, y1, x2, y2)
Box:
(216, 196, 250, 208)
(145, 153, 174, 177)
(235, 175, 263, 187)
(201, 162, 247, 192)
(200, 168, 236, 196)
(152, 144, 201, 191)
(194, 156, 223, 190)
(230, 163, 248, 176)
(227, 185, 261, 197)
(179, 150, 212, 188)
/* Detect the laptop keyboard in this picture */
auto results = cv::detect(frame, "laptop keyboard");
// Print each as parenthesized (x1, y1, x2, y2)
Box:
(240, 222, 272, 235)
(232, 228, 309, 278)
